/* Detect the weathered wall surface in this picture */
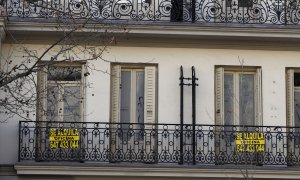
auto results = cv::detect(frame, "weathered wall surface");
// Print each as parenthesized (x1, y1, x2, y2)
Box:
(1, 40, 299, 164)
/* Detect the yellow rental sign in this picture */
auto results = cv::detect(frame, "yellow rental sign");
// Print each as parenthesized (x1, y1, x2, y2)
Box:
(235, 132, 265, 153)
(49, 128, 80, 149)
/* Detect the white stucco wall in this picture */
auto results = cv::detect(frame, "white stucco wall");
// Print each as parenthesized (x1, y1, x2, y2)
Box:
(1, 42, 300, 164)
(101, 46, 295, 127)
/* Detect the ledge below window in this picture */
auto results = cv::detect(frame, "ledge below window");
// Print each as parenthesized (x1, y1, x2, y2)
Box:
(14, 162, 300, 179)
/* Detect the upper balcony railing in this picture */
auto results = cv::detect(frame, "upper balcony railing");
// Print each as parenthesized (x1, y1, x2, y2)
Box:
(19, 121, 300, 166)
(1, 0, 300, 25)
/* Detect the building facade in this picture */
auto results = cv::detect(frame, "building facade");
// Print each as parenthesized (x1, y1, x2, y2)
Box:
(1, 0, 300, 179)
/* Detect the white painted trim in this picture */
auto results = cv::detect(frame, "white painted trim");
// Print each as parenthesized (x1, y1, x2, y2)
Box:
(0, 17, 6, 41)
(5, 21, 300, 40)
(14, 165, 300, 179)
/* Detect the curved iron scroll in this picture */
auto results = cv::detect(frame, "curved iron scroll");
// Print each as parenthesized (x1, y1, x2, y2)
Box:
(18, 121, 300, 166)
(2, 0, 300, 24)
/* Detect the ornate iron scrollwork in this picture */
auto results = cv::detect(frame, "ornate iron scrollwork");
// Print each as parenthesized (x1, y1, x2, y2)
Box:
(1, 0, 299, 24)
(17, 121, 300, 166)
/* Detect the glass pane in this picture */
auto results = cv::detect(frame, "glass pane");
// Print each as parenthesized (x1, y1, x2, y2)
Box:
(136, 71, 144, 124)
(136, 71, 145, 141)
(295, 73, 300, 86)
(224, 73, 234, 126)
(63, 86, 81, 122)
(294, 91, 300, 144)
(120, 71, 131, 142)
(239, 74, 255, 126)
(47, 85, 59, 121)
(48, 67, 81, 81)
(224, 73, 234, 142)
(295, 92, 300, 126)
(120, 71, 131, 124)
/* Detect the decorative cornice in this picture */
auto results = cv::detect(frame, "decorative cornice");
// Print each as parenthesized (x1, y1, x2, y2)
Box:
(14, 164, 300, 179)
(0, 165, 16, 176)
(4, 21, 300, 41)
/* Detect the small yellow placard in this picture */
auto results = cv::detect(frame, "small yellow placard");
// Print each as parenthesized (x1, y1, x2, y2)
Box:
(49, 128, 79, 149)
(235, 132, 265, 153)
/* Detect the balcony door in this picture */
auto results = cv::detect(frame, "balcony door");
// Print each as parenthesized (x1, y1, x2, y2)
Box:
(37, 65, 84, 122)
(215, 66, 262, 164)
(46, 83, 81, 122)
(36, 64, 84, 161)
(120, 69, 145, 124)
(286, 69, 300, 165)
(110, 64, 157, 162)
(120, 69, 145, 143)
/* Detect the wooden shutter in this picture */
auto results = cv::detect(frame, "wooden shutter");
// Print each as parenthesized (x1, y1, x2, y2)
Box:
(37, 66, 47, 122)
(256, 68, 262, 126)
(110, 65, 121, 124)
(287, 69, 295, 127)
(215, 67, 224, 164)
(215, 67, 224, 125)
(286, 69, 295, 164)
(144, 66, 157, 125)
(110, 65, 121, 160)
(36, 66, 47, 161)
(144, 66, 157, 162)
(81, 64, 87, 122)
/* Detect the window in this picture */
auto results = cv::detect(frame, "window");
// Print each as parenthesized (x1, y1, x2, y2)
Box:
(215, 66, 262, 164)
(286, 69, 300, 163)
(287, 69, 300, 128)
(215, 66, 262, 127)
(110, 64, 157, 162)
(37, 63, 85, 122)
(110, 64, 157, 125)
(287, 69, 300, 148)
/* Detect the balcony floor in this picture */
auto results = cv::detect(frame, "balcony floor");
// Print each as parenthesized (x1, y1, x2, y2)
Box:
(14, 161, 300, 179)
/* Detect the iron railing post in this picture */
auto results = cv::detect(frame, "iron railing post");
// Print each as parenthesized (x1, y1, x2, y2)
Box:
(191, 66, 196, 165)
(18, 121, 21, 162)
(171, 0, 183, 21)
(179, 66, 184, 164)
(192, 0, 196, 22)
(285, 0, 287, 25)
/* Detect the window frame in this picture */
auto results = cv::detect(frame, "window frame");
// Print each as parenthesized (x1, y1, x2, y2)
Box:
(286, 68, 300, 127)
(110, 63, 158, 125)
(46, 81, 82, 122)
(110, 63, 158, 161)
(286, 68, 300, 160)
(120, 68, 145, 125)
(37, 63, 86, 122)
(224, 70, 257, 126)
(215, 66, 262, 127)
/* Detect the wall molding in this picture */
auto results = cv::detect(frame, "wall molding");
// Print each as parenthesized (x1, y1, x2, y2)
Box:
(14, 163, 300, 179)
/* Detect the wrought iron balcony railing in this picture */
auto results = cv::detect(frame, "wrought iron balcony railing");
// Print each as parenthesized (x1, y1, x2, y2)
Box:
(2, 0, 300, 25)
(19, 121, 300, 166)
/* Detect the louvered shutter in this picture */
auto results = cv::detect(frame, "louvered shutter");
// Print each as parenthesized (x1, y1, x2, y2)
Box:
(286, 69, 295, 164)
(287, 69, 294, 127)
(81, 64, 87, 122)
(111, 65, 121, 124)
(255, 68, 264, 165)
(110, 65, 121, 160)
(37, 66, 47, 122)
(36, 66, 47, 161)
(215, 67, 224, 125)
(144, 66, 157, 162)
(144, 66, 156, 125)
(215, 67, 224, 164)
(256, 68, 262, 126)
